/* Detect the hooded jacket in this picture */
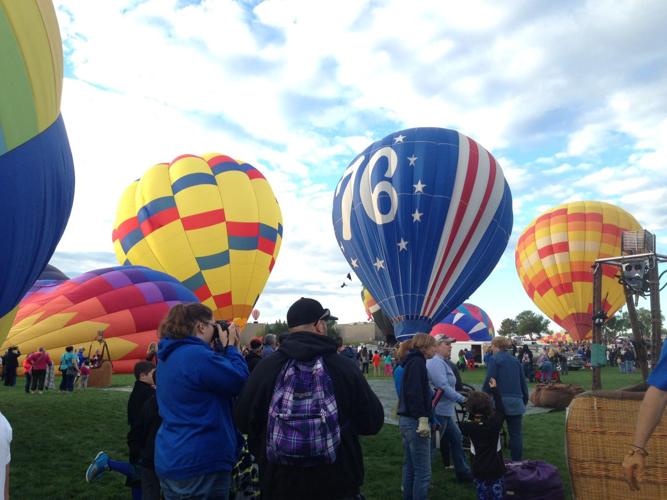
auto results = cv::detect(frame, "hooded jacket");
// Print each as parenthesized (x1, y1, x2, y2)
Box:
(397, 350, 431, 419)
(234, 332, 384, 500)
(155, 336, 249, 480)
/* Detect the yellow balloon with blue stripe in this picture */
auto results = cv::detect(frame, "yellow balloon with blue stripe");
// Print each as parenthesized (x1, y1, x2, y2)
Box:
(112, 153, 283, 327)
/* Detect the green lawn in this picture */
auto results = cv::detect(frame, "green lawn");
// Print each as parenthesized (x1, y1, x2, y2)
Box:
(0, 367, 643, 499)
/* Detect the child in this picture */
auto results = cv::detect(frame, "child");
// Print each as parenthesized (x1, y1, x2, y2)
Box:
(383, 353, 393, 376)
(23, 356, 32, 394)
(460, 378, 506, 500)
(79, 360, 91, 389)
(85, 361, 156, 500)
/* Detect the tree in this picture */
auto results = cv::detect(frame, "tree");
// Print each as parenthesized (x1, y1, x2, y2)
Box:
(515, 310, 550, 339)
(326, 320, 339, 338)
(497, 318, 519, 337)
(267, 319, 288, 335)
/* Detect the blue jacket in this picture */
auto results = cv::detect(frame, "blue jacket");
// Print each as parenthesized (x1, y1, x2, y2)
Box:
(482, 350, 529, 416)
(397, 350, 431, 418)
(155, 336, 249, 480)
(427, 354, 465, 417)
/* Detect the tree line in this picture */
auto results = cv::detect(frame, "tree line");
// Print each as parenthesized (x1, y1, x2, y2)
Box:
(497, 308, 665, 343)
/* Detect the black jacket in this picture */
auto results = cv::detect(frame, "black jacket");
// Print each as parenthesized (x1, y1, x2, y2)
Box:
(135, 395, 162, 470)
(3, 350, 20, 369)
(460, 388, 506, 481)
(397, 350, 431, 418)
(127, 380, 155, 462)
(234, 332, 384, 500)
(244, 350, 263, 372)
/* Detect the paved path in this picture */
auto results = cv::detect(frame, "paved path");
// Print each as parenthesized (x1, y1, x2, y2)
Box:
(367, 378, 553, 426)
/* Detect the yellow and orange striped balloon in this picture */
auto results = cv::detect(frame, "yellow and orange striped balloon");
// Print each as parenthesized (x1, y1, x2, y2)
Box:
(515, 201, 641, 341)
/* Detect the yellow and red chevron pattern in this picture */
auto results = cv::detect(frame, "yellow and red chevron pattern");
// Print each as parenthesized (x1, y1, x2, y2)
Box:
(515, 201, 641, 341)
(112, 153, 282, 326)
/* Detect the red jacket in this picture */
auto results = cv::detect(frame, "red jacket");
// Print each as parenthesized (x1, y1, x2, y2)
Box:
(26, 351, 52, 371)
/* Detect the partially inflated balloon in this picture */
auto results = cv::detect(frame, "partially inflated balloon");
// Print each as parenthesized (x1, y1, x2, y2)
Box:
(515, 201, 641, 341)
(542, 332, 572, 344)
(113, 154, 282, 326)
(2, 266, 198, 374)
(430, 303, 494, 341)
(361, 287, 395, 343)
(0, 1, 75, 343)
(333, 128, 513, 341)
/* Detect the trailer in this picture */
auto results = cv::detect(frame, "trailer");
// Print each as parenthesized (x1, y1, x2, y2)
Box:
(452, 340, 492, 366)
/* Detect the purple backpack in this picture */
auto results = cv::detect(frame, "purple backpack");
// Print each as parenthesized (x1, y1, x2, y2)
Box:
(266, 356, 341, 466)
(504, 460, 564, 499)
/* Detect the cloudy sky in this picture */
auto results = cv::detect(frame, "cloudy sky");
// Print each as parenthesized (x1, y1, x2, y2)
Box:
(50, 0, 667, 328)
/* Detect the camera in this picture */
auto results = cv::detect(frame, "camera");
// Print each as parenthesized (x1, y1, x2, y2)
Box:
(211, 319, 231, 352)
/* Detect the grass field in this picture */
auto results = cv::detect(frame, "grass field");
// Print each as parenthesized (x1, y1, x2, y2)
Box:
(0, 367, 643, 499)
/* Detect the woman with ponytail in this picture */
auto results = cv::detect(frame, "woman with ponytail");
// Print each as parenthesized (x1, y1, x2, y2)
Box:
(154, 303, 249, 499)
(397, 333, 437, 500)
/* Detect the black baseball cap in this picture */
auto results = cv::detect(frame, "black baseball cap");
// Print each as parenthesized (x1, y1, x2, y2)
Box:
(286, 297, 338, 328)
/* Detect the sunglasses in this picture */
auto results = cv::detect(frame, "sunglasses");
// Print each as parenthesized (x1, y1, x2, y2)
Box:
(313, 309, 331, 327)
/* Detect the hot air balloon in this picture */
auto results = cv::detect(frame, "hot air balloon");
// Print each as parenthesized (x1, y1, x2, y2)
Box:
(515, 201, 642, 341)
(361, 287, 395, 344)
(430, 303, 495, 341)
(38, 264, 69, 282)
(1, 266, 198, 374)
(0, 1, 76, 343)
(112, 153, 283, 327)
(23, 264, 70, 300)
(251, 309, 260, 321)
(541, 332, 572, 344)
(333, 128, 513, 341)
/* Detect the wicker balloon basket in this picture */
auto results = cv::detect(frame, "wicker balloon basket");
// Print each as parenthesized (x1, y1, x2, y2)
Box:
(87, 360, 113, 388)
(566, 383, 667, 499)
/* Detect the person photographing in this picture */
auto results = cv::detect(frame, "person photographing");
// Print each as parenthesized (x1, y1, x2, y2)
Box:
(155, 303, 249, 499)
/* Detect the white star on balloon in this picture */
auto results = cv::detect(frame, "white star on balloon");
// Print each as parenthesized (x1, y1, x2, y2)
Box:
(373, 257, 385, 270)
(412, 209, 423, 222)
(351, 258, 359, 268)
(397, 239, 409, 251)
(413, 180, 426, 193)
(393, 134, 406, 144)
(407, 155, 418, 166)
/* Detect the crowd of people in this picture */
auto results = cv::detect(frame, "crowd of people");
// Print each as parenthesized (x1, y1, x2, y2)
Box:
(81, 298, 384, 500)
(1, 344, 104, 393)
(3, 308, 661, 499)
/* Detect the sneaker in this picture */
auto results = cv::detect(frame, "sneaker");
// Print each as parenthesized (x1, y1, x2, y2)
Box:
(85, 451, 109, 482)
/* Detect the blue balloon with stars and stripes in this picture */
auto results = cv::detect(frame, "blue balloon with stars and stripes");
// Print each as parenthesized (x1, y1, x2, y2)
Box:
(332, 128, 513, 341)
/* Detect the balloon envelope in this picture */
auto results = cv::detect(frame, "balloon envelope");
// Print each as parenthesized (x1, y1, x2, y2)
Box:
(251, 309, 260, 321)
(361, 287, 395, 343)
(333, 128, 512, 341)
(515, 201, 642, 341)
(113, 153, 282, 327)
(430, 303, 495, 341)
(0, 1, 75, 344)
(2, 266, 198, 374)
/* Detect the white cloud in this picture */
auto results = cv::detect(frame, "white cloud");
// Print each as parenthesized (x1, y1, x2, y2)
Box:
(45, 0, 667, 325)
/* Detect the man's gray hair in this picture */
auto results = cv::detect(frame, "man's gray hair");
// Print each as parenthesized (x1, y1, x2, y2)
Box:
(264, 333, 277, 346)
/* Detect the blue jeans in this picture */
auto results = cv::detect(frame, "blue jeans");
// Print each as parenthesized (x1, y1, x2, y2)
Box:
(505, 414, 523, 461)
(434, 414, 471, 480)
(160, 471, 231, 500)
(399, 416, 431, 500)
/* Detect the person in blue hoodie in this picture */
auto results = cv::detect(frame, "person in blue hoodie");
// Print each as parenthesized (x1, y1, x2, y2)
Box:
(482, 336, 529, 462)
(397, 333, 437, 500)
(155, 303, 249, 499)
